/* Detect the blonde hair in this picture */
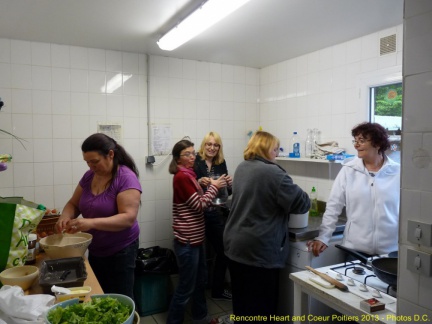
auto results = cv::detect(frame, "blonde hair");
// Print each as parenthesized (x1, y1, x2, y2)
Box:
(244, 131, 280, 161)
(198, 131, 225, 165)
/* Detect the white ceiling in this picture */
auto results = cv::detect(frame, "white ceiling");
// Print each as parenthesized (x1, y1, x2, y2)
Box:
(0, 0, 404, 68)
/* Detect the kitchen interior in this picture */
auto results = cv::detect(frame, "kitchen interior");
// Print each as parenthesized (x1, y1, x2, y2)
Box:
(0, 0, 432, 323)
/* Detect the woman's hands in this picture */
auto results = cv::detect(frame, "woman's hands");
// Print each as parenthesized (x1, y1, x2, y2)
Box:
(199, 175, 233, 188)
(210, 174, 228, 189)
(306, 240, 328, 257)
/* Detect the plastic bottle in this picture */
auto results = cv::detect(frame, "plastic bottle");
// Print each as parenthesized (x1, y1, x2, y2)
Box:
(26, 233, 37, 265)
(291, 132, 301, 158)
(305, 129, 313, 158)
(312, 128, 320, 155)
(309, 187, 319, 217)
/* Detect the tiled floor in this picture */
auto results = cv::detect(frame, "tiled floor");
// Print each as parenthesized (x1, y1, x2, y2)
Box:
(140, 289, 232, 324)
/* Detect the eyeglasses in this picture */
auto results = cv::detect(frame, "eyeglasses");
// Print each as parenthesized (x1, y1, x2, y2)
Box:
(352, 138, 369, 145)
(180, 151, 196, 158)
(205, 143, 220, 149)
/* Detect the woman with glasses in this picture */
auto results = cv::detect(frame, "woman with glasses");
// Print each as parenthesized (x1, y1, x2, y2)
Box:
(224, 131, 310, 320)
(307, 122, 400, 257)
(167, 139, 227, 324)
(194, 131, 233, 301)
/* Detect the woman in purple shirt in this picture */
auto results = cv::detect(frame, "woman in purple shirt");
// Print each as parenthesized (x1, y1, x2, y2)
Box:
(56, 133, 142, 299)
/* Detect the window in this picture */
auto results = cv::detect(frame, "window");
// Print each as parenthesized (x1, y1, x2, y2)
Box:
(369, 82, 402, 163)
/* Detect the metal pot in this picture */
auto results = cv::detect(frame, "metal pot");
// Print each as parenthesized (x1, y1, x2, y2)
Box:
(335, 244, 398, 287)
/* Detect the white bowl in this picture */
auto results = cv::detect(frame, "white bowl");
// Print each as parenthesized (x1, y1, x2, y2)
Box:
(39, 232, 92, 259)
(0, 265, 39, 290)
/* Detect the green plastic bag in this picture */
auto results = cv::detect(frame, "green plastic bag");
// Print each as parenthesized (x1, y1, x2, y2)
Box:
(0, 197, 46, 271)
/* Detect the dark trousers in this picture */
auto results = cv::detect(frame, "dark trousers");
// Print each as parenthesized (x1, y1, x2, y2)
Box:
(228, 258, 280, 323)
(88, 239, 138, 301)
(204, 209, 229, 297)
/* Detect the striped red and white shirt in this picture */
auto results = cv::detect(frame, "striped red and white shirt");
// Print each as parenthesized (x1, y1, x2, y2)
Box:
(172, 171, 218, 245)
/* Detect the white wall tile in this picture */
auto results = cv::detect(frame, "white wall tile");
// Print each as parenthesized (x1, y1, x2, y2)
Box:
(346, 38, 362, 63)
(183, 60, 196, 79)
(405, 10, 432, 76)
(34, 162, 54, 185)
(123, 74, 139, 95)
(13, 163, 34, 187)
(32, 90, 52, 114)
(52, 68, 70, 91)
(88, 70, 106, 93)
(11, 89, 32, 113)
(88, 48, 105, 71)
(31, 42, 51, 66)
(70, 46, 88, 69)
(11, 64, 32, 89)
(33, 114, 53, 138)
(404, 72, 432, 132)
(11, 40, 31, 64)
(52, 91, 71, 115)
(0, 63, 11, 88)
(88, 93, 106, 116)
(32, 66, 51, 90)
(122, 52, 139, 74)
(0, 38, 11, 63)
(71, 92, 89, 116)
(106, 50, 122, 72)
(51, 44, 70, 68)
(70, 69, 88, 92)
(52, 115, 71, 138)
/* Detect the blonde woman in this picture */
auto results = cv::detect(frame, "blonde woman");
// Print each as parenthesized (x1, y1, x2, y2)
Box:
(223, 131, 310, 320)
(194, 131, 233, 301)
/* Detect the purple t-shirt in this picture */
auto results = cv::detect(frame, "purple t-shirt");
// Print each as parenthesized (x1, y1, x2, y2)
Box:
(78, 165, 142, 257)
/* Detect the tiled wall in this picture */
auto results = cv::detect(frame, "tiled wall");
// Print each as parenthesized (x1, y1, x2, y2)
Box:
(0, 41, 259, 249)
(397, 1, 432, 318)
(266, 25, 403, 200)
(0, 24, 404, 248)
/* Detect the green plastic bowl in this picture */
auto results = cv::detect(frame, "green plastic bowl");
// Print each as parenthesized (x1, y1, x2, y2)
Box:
(46, 294, 135, 324)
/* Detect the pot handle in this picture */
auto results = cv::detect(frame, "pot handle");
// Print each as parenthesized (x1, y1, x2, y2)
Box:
(335, 244, 369, 264)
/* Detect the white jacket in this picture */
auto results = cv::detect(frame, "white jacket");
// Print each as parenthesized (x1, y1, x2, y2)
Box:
(315, 156, 400, 255)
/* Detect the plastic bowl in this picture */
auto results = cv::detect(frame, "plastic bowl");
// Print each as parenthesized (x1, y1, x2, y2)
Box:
(0, 265, 39, 290)
(46, 294, 135, 324)
(39, 232, 92, 259)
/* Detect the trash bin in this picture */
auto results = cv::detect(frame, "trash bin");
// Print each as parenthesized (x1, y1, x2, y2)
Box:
(134, 246, 178, 316)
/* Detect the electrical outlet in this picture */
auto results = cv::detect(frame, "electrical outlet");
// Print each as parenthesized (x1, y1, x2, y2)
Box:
(407, 248, 432, 276)
(407, 220, 432, 247)
(146, 156, 155, 164)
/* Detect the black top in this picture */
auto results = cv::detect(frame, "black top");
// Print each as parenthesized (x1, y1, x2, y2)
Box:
(194, 154, 232, 196)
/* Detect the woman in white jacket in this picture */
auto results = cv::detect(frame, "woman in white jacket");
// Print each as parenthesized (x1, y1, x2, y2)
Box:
(307, 122, 400, 256)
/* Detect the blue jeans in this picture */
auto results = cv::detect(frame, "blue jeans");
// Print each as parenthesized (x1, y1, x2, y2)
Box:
(204, 209, 229, 297)
(166, 240, 208, 324)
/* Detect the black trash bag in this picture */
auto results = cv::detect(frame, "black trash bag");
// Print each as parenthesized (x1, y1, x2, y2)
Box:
(136, 246, 178, 275)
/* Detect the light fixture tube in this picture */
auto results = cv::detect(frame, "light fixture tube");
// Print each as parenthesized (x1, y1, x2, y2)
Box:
(157, 0, 250, 51)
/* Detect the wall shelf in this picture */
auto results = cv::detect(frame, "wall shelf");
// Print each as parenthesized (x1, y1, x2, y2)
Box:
(276, 157, 343, 164)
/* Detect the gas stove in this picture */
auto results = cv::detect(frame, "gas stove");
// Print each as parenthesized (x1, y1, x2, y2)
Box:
(312, 258, 398, 314)
(329, 259, 397, 297)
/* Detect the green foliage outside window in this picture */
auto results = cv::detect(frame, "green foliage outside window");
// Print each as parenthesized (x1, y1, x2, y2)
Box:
(373, 82, 402, 117)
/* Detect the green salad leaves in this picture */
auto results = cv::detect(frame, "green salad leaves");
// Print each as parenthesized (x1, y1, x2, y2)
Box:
(47, 296, 132, 324)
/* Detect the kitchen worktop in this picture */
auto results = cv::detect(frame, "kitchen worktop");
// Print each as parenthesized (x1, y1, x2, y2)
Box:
(288, 215, 346, 241)
(27, 252, 103, 300)
(289, 265, 397, 324)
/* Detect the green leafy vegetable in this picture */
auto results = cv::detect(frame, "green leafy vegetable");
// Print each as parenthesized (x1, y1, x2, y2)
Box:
(47, 296, 132, 324)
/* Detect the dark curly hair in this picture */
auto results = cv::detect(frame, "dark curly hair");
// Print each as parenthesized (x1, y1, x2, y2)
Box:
(351, 122, 390, 156)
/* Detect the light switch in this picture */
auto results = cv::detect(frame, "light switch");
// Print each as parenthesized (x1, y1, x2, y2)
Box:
(407, 220, 432, 247)
(407, 248, 432, 276)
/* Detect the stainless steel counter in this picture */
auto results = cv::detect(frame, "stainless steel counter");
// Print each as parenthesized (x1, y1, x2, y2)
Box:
(288, 216, 346, 242)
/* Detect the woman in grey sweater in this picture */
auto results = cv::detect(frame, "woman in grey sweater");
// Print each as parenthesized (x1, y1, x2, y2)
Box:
(224, 131, 310, 321)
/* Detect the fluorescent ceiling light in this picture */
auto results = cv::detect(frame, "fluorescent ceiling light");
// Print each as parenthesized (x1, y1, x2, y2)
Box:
(157, 0, 250, 51)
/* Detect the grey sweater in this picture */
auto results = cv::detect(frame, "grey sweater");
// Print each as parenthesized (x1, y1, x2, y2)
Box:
(223, 157, 310, 268)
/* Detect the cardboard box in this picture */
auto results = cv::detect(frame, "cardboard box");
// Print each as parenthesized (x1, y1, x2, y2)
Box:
(360, 298, 385, 313)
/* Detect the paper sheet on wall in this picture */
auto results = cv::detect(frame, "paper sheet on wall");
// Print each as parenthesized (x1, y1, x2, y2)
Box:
(151, 125, 171, 155)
